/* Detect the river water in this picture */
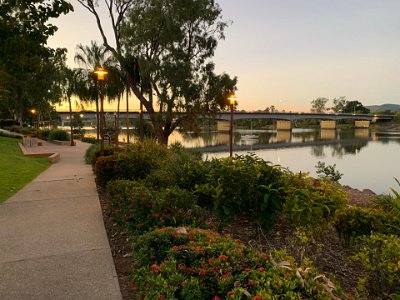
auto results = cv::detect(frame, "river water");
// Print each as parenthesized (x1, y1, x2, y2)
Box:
(82, 127, 400, 195)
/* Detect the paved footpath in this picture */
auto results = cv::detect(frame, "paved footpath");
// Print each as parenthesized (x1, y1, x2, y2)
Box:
(0, 140, 122, 300)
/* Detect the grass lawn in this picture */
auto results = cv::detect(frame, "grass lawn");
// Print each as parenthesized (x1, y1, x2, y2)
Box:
(0, 136, 50, 203)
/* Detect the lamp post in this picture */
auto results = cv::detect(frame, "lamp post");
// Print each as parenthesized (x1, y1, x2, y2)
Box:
(94, 66, 108, 155)
(228, 93, 236, 157)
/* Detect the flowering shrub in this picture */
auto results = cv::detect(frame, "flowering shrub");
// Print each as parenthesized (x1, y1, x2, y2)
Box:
(131, 227, 346, 300)
(106, 180, 209, 235)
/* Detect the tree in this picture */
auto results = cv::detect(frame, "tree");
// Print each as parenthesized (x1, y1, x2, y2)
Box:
(331, 96, 347, 113)
(78, 0, 237, 144)
(311, 97, 329, 113)
(343, 100, 370, 114)
(74, 41, 114, 140)
(0, 0, 73, 124)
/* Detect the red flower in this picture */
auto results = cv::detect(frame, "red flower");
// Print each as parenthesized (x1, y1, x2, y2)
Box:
(157, 295, 165, 300)
(253, 296, 263, 300)
(213, 296, 221, 300)
(208, 257, 216, 264)
(257, 267, 265, 273)
(244, 267, 252, 272)
(185, 267, 192, 273)
(198, 269, 207, 276)
(227, 291, 234, 297)
(218, 255, 228, 262)
(178, 263, 185, 270)
(150, 264, 160, 273)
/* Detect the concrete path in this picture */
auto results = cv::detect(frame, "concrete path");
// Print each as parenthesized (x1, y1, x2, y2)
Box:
(0, 140, 122, 299)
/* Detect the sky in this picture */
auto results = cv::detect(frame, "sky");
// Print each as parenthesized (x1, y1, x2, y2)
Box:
(48, 0, 400, 112)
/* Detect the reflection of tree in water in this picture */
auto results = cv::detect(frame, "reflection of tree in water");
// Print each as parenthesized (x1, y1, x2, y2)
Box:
(329, 141, 368, 158)
(311, 140, 369, 158)
(311, 145, 325, 157)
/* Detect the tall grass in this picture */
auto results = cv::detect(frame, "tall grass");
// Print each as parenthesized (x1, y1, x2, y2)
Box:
(0, 136, 49, 203)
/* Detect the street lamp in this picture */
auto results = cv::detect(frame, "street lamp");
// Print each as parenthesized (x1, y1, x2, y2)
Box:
(30, 108, 38, 135)
(228, 93, 236, 157)
(94, 66, 108, 155)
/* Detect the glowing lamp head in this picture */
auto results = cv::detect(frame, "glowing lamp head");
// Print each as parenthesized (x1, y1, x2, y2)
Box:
(94, 66, 108, 81)
(228, 93, 236, 105)
(30, 109, 36, 114)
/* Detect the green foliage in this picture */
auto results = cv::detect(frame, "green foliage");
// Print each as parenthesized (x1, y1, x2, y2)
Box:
(0, 0, 73, 123)
(80, 136, 97, 144)
(283, 173, 347, 235)
(47, 129, 69, 141)
(310, 97, 329, 112)
(315, 161, 343, 182)
(37, 129, 51, 140)
(0, 136, 49, 203)
(82, 0, 237, 144)
(335, 206, 394, 245)
(10, 125, 35, 135)
(106, 180, 207, 235)
(95, 156, 116, 187)
(353, 233, 400, 298)
(84, 143, 114, 165)
(193, 154, 287, 229)
(131, 227, 346, 300)
(0, 119, 16, 128)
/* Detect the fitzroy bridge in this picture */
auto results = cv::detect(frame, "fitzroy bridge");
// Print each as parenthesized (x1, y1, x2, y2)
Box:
(59, 111, 393, 130)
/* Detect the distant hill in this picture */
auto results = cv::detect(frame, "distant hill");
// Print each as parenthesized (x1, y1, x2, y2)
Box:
(366, 104, 400, 112)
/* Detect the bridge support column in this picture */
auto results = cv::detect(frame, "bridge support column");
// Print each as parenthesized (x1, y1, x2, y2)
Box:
(320, 120, 336, 129)
(275, 120, 292, 130)
(355, 120, 370, 128)
(217, 121, 232, 131)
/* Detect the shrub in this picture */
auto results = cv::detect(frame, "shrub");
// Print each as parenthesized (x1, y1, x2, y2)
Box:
(284, 173, 347, 236)
(11, 125, 34, 135)
(84, 143, 114, 166)
(315, 161, 343, 182)
(194, 154, 288, 229)
(95, 156, 117, 187)
(335, 206, 399, 245)
(107, 181, 207, 235)
(48, 129, 69, 141)
(131, 227, 346, 300)
(0, 119, 17, 128)
(353, 233, 400, 298)
(37, 129, 51, 140)
(80, 136, 97, 144)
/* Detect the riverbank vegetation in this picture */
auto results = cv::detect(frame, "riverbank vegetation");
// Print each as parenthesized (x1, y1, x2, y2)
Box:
(0, 136, 49, 203)
(88, 140, 400, 299)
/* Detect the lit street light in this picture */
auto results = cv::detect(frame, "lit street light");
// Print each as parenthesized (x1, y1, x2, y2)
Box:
(228, 93, 236, 157)
(94, 66, 108, 155)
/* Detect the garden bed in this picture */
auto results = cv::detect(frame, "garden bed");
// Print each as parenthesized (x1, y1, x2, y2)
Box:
(99, 186, 375, 300)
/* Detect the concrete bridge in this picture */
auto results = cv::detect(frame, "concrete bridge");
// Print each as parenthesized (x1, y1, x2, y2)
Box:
(58, 111, 393, 130)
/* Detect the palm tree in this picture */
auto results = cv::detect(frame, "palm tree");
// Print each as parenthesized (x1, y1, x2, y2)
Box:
(74, 41, 113, 141)
(61, 67, 82, 146)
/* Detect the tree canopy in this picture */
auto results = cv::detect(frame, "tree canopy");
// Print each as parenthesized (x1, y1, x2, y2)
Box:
(310, 97, 329, 113)
(0, 0, 73, 123)
(78, 0, 237, 144)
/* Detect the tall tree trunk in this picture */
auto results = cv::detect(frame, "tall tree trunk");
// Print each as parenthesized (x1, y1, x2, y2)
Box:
(125, 88, 130, 143)
(95, 97, 99, 141)
(116, 94, 120, 147)
(68, 96, 74, 146)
